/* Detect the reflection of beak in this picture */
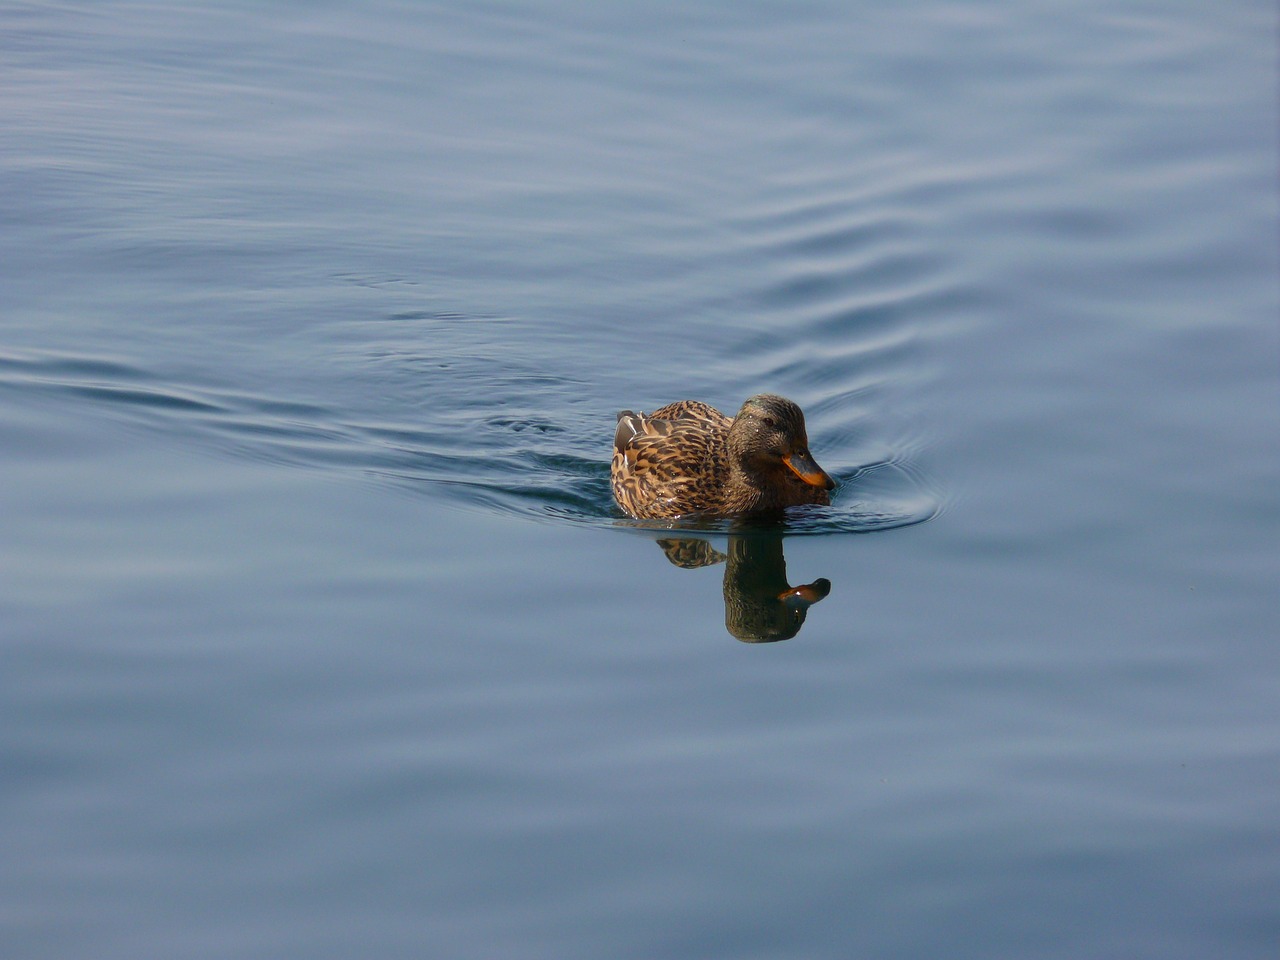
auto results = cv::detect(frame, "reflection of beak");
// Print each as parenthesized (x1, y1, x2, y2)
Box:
(783, 451, 836, 490)
(778, 579, 832, 605)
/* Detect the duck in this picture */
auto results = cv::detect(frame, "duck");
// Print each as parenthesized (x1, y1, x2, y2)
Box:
(611, 394, 836, 519)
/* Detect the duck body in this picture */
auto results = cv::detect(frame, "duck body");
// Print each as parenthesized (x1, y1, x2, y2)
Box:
(611, 394, 835, 520)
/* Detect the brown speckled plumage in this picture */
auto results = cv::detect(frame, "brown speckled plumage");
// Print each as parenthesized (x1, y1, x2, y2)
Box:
(611, 394, 836, 519)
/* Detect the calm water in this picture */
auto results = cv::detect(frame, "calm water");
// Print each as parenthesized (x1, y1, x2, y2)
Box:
(2, 2, 1277, 958)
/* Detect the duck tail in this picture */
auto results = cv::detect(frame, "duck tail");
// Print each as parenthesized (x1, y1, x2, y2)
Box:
(614, 411, 641, 452)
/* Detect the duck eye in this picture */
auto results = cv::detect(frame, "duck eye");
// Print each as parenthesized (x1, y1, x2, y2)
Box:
(761, 417, 777, 430)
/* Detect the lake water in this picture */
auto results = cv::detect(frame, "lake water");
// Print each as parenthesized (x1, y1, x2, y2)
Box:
(2, 2, 1277, 958)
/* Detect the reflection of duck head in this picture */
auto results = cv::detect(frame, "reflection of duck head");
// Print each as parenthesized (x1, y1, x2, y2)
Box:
(722, 533, 830, 643)
(650, 532, 830, 643)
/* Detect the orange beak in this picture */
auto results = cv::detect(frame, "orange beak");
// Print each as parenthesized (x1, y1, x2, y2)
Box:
(783, 450, 836, 490)
(778, 579, 832, 605)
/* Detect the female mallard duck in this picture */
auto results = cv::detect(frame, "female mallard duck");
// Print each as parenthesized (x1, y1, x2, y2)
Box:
(611, 394, 836, 519)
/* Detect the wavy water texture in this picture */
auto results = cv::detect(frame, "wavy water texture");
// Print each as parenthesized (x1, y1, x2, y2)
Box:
(0, 157, 953, 533)
(0, 0, 965, 538)
(1, 281, 942, 535)
(0, 1, 969, 537)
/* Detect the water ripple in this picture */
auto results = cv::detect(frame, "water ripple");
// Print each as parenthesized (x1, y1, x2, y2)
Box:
(2, 148, 949, 545)
(0, 132, 951, 534)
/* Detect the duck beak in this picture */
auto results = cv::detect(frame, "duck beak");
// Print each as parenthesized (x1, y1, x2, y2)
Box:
(783, 451, 836, 490)
(778, 579, 832, 605)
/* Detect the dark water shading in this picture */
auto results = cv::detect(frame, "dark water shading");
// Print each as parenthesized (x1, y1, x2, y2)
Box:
(2, 2, 1278, 960)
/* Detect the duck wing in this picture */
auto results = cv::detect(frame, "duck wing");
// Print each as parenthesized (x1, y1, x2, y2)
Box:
(611, 401, 731, 518)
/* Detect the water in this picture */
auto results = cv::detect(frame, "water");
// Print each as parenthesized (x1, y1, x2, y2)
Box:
(2, 2, 1277, 958)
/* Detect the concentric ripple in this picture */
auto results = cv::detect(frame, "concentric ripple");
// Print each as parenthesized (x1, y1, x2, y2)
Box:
(1, 333, 941, 536)
(1, 155, 952, 537)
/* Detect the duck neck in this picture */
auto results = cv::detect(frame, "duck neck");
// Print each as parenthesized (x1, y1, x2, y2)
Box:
(726, 454, 773, 509)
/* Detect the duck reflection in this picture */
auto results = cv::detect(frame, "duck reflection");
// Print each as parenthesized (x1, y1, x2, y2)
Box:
(654, 532, 831, 643)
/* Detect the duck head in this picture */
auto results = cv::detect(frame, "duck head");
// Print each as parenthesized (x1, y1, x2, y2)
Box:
(728, 394, 836, 492)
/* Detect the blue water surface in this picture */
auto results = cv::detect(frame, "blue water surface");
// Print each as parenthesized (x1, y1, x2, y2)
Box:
(2, 2, 1277, 958)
